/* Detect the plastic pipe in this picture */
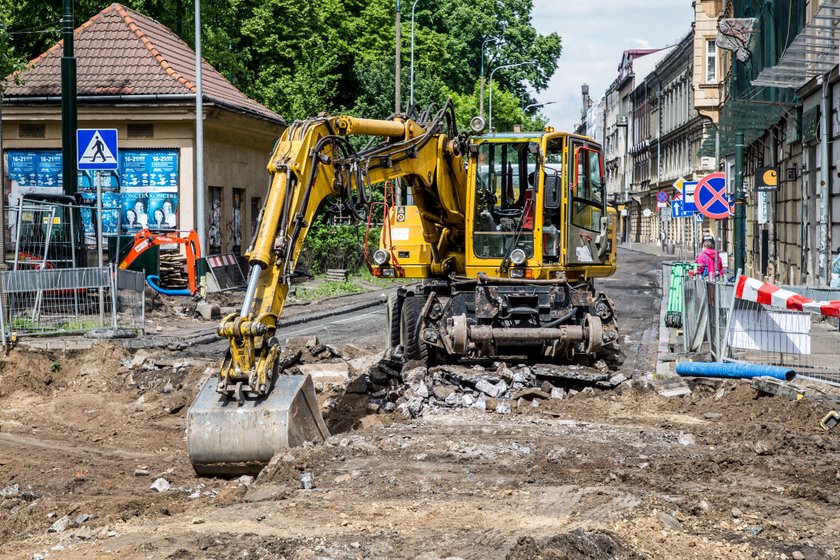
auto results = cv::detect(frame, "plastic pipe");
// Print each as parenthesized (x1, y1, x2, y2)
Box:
(676, 361, 795, 382)
(146, 275, 191, 297)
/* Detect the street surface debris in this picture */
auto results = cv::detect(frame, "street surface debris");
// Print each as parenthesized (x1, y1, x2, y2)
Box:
(0, 250, 837, 559)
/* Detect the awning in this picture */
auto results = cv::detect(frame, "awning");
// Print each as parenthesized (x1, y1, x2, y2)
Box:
(751, 0, 840, 89)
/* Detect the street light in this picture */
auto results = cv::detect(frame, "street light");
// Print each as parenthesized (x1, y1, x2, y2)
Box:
(408, 0, 422, 110)
(479, 37, 497, 119)
(488, 60, 535, 131)
(524, 101, 555, 112)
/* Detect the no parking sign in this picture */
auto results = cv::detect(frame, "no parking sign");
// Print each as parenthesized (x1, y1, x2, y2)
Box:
(695, 172, 732, 220)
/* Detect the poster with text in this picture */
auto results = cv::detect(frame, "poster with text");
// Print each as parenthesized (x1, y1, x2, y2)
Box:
(121, 193, 150, 233)
(148, 192, 178, 232)
(120, 150, 178, 191)
(80, 193, 121, 238)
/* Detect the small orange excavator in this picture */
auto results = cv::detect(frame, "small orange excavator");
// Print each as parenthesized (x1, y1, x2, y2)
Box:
(118, 228, 201, 296)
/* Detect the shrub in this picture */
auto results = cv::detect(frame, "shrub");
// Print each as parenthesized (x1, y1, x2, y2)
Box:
(301, 216, 380, 274)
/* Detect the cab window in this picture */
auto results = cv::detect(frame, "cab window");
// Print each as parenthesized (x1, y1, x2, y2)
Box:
(570, 144, 604, 232)
(473, 142, 537, 259)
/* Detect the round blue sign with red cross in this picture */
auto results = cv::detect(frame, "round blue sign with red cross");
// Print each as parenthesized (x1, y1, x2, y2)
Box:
(656, 190, 668, 203)
(695, 172, 731, 220)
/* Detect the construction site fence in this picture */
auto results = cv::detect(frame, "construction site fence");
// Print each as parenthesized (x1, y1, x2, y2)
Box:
(0, 265, 145, 343)
(677, 268, 840, 388)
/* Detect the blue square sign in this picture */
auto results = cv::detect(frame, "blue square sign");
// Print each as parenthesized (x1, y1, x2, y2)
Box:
(77, 129, 119, 170)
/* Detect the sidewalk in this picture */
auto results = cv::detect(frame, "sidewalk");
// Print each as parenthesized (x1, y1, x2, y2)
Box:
(620, 241, 696, 261)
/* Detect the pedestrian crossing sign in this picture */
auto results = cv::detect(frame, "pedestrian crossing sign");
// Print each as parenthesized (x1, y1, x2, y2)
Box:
(77, 129, 119, 170)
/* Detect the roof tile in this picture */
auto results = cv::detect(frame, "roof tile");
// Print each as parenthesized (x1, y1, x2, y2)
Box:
(4, 3, 283, 124)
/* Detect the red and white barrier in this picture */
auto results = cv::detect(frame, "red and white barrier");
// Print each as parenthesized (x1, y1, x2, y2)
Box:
(735, 276, 840, 318)
(206, 254, 237, 268)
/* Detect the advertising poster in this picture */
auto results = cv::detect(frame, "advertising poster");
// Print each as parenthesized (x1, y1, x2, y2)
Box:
(7, 150, 63, 190)
(148, 192, 178, 231)
(80, 192, 122, 237)
(120, 150, 178, 190)
(5, 149, 180, 237)
(121, 192, 150, 232)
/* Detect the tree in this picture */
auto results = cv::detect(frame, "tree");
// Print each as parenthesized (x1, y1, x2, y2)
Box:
(1, 0, 27, 264)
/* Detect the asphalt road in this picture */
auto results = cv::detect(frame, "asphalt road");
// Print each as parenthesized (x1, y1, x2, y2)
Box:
(276, 305, 387, 347)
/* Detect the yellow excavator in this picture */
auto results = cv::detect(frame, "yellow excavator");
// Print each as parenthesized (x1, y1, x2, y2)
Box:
(186, 101, 620, 475)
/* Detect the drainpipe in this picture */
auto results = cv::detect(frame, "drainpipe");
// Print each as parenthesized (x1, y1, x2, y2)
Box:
(734, 131, 745, 274)
(769, 127, 777, 277)
(819, 73, 831, 284)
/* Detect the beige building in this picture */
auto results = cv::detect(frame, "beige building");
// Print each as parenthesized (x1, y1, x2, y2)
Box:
(2, 3, 285, 257)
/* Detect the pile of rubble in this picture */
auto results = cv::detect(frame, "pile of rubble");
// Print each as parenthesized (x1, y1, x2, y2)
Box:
(275, 335, 632, 419)
(354, 358, 629, 419)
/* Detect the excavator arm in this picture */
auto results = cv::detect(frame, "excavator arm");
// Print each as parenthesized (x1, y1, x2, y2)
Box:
(187, 102, 465, 474)
(216, 104, 465, 399)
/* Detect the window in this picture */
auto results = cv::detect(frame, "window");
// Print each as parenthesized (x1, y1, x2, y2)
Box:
(570, 144, 604, 232)
(18, 124, 45, 138)
(472, 142, 538, 259)
(127, 123, 154, 138)
(706, 39, 718, 83)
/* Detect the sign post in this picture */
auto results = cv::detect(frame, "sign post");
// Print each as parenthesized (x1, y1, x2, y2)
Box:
(77, 128, 118, 325)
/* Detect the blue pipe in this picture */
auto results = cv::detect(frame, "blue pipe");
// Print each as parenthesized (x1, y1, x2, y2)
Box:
(146, 275, 191, 297)
(676, 361, 795, 382)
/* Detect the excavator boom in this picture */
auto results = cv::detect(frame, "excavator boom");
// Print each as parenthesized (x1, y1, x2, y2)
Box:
(187, 104, 466, 475)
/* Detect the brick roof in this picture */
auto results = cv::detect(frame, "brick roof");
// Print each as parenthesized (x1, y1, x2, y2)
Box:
(3, 3, 284, 125)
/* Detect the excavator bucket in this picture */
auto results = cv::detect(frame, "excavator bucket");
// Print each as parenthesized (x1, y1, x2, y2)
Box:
(186, 374, 330, 476)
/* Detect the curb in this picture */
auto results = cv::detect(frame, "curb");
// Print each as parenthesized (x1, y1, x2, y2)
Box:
(278, 296, 386, 328)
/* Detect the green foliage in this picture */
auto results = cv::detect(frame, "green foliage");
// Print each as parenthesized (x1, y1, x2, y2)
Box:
(50, 360, 61, 373)
(447, 81, 547, 133)
(4, 0, 561, 128)
(301, 215, 378, 275)
(295, 279, 362, 301)
(0, 0, 26, 88)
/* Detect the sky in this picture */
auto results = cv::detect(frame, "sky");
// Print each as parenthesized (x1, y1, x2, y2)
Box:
(530, 0, 695, 131)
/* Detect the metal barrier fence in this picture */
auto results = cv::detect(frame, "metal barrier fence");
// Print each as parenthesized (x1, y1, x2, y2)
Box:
(720, 281, 840, 388)
(680, 274, 734, 360)
(679, 273, 840, 387)
(0, 265, 145, 343)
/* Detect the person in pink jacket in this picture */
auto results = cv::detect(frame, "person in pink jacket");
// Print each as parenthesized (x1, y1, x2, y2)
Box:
(694, 238, 723, 278)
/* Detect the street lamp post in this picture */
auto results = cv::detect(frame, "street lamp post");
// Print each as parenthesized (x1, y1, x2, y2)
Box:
(524, 101, 555, 113)
(408, 0, 421, 110)
(479, 37, 497, 119)
(488, 60, 535, 132)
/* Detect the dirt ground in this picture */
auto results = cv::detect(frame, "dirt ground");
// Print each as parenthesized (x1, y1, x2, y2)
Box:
(0, 336, 837, 560)
(1, 251, 838, 559)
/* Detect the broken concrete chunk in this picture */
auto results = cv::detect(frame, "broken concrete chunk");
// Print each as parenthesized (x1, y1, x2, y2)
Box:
(444, 392, 462, 407)
(432, 385, 455, 400)
(149, 478, 170, 492)
(495, 401, 511, 414)
(299, 472, 314, 490)
(550, 387, 567, 399)
(345, 375, 369, 394)
(414, 383, 430, 399)
(48, 515, 71, 533)
(656, 511, 682, 532)
(297, 362, 350, 386)
(678, 432, 696, 446)
(196, 301, 221, 320)
(0, 484, 20, 499)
